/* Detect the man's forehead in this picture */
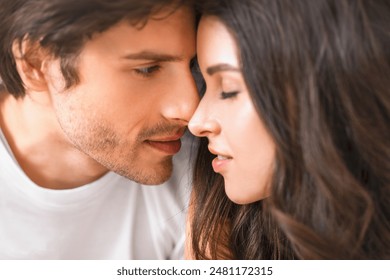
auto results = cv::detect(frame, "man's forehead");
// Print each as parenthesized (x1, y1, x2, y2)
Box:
(80, 6, 196, 61)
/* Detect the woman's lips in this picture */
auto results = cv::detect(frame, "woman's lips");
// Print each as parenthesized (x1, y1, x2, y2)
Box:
(208, 147, 233, 173)
(211, 155, 232, 173)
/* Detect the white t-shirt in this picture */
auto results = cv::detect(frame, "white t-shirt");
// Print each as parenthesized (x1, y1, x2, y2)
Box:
(0, 129, 195, 259)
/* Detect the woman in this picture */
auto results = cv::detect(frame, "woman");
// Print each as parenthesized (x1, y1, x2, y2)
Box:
(186, 0, 390, 259)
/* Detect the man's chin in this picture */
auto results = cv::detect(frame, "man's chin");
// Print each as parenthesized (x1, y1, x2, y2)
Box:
(115, 161, 174, 185)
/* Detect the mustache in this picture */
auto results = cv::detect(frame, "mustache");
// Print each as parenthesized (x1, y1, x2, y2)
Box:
(137, 122, 187, 140)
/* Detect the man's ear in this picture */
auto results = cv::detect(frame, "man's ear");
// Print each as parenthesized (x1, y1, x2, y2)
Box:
(12, 39, 50, 93)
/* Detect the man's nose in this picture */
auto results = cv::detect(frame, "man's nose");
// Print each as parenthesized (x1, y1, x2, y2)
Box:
(161, 68, 199, 124)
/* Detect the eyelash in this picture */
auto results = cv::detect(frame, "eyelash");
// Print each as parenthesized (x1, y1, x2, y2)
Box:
(134, 65, 161, 77)
(220, 91, 239, 99)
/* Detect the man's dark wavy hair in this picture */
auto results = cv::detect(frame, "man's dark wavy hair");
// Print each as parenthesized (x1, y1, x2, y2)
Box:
(0, 0, 192, 97)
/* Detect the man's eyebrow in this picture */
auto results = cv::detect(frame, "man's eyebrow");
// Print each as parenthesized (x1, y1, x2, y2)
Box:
(206, 63, 240, 76)
(121, 51, 183, 62)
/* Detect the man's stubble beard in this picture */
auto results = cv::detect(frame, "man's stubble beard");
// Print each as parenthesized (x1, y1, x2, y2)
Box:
(58, 117, 175, 185)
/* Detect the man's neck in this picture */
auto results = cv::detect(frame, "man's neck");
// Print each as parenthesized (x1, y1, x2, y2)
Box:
(0, 92, 109, 190)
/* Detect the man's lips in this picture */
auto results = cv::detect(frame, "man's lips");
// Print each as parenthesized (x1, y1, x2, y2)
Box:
(145, 131, 185, 155)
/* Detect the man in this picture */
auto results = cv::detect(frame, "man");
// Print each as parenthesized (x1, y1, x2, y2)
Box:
(0, 0, 198, 259)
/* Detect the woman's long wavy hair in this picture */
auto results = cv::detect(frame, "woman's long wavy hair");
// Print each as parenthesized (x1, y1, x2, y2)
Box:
(191, 0, 390, 259)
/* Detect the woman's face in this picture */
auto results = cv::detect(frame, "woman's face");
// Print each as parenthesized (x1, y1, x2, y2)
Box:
(189, 16, 275, 204)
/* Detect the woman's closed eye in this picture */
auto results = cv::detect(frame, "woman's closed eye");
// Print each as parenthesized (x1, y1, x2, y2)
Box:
(220, 91, 239, 100)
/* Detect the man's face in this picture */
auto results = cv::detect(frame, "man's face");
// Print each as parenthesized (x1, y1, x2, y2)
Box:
(43, 6, 198, 185)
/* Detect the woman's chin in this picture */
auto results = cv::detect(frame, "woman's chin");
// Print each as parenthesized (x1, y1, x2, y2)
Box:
(224, 183, 268, 205)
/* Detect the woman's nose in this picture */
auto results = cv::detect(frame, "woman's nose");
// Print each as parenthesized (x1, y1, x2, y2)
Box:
(188, 100, 221, 137)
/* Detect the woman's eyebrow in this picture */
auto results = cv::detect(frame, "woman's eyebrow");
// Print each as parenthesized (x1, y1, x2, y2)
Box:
(206, 63, 240, 76)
